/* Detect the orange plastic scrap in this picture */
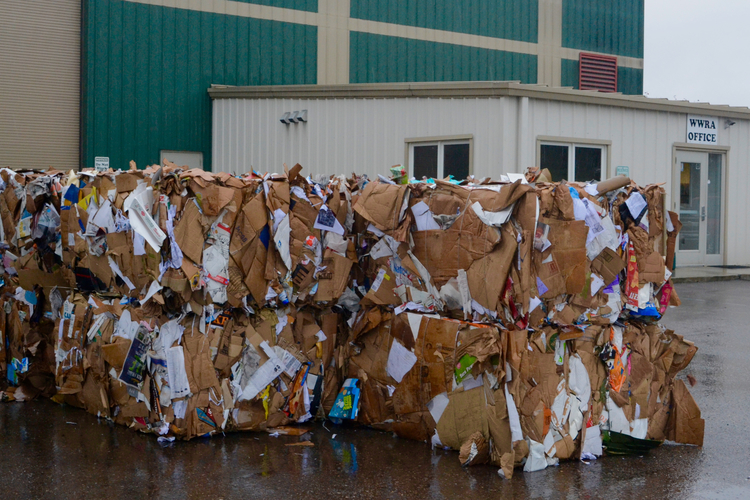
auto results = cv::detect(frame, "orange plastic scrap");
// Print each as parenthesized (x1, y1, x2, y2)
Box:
(608, 351, 626, 393)
(608, 327, 626, 392)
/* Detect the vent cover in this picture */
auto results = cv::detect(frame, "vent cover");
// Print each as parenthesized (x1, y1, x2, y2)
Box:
(579, 53, 618, 93)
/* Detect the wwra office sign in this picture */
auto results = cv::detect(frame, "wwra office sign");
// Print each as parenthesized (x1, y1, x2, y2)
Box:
(686, 115, 719, 145)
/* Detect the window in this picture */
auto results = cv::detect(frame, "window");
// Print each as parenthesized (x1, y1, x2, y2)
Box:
(160, 150, 203, 170)
(539, 141, 607, 182)
(407, 136, 472, 181)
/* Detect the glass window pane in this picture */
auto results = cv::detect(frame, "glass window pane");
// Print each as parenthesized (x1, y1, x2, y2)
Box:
(413, 145, 438, 179)
(540, 145, 569, 181)
(574, 147, 602, 182)
(707, 154, 722, 255)
(679, 162, 701, 251)
(443, 143, 470, 180)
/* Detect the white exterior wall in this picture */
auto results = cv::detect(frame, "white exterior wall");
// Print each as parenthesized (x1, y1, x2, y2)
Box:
(212, 96, 750, 266)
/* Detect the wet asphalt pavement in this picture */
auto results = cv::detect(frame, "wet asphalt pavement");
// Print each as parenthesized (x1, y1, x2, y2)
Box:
(2, 280, 750, 499)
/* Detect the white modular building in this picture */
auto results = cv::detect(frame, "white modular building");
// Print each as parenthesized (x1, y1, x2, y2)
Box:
(209, 81, 750, 268)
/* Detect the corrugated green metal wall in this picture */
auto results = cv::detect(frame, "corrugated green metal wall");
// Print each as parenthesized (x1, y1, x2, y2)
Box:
(350, 0, 537, 43)
(82, 0, 316, 171)
(350, 32, 537, 84)
(560, 58, 579, 89)
(617, 67, 643, 96)
(236, 0, 317, 11)
(81, 0, 643, 171)
(562, 0, 644, 58)
(561, 58, 642, 96)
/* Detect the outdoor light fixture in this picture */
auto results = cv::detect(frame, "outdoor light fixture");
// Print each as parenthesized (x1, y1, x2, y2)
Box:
(725, 119, 736, 129)
(280, 110, 307, 125)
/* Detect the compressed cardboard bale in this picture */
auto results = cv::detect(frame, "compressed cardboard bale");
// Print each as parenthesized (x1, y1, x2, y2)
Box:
(436, 386, 489, 450)
(315, 250, 353, 302)
(353, 181, 408, 232)
(543, 218, 588, 295)
(0, 166, 702, 478)
(467, 223, 517, 312)
(174, 201, 206, 265)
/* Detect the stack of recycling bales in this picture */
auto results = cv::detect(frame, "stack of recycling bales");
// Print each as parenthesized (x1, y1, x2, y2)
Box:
(0, 162, 703, 478)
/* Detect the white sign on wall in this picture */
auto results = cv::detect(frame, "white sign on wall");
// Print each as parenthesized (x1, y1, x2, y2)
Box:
(94, 156, 109, 171)
(686, 115, 719, 145)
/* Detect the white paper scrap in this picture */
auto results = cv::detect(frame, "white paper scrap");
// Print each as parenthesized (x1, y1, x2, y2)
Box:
(590, 274, 605, 296)
(584, 184, 599, 197)
(143, 280, 163, 303)
(166, 346, 191, 400)
(369, 236, 399, 260)
(427, 392, 450, 425)
(457, 269, 472, 320)
(133, 232, 146, 256)
(505, 383, 524, 442)
(506, 173, 528, 184)
(314, 205, 346, 235)
(406, 313, 423, 341)
(386, 339, 417, 383)
(159, 319, 185, 349)
(85, 314, 107, 341)
(524, 439, 548, 472)
(107, 256, 136, 290)
(625, 192, 647, 219)
(274, 346, 303, 378)
(471, 201, 514, 227)
(273, 213, 292, 271)
(582, 425, 603, 457)
(367, 223, 385, 237)
(240, 342, 285, 401)
(123, 187, 166, 252)
(91, 199, 116, 233)
(371, 268, 387, 292)
(172, 399, 188, 420)
(462, 374, 483, 391)
(529, 296, 542, 313)
(411, 201, 441, 231)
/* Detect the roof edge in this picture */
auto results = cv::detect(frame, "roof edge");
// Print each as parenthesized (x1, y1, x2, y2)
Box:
(208, 81, 750, 119)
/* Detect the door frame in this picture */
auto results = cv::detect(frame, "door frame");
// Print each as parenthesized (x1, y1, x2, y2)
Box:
(671, 142, 730, 267)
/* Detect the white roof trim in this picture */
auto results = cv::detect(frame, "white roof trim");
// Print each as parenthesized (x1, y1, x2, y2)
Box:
(208, 81, 750, 119)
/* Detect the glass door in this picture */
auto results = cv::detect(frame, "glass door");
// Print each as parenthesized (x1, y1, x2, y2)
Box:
(674, 150, 724, 267)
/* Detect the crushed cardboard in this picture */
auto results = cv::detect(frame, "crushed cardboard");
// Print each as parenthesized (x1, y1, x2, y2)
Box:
(0, 164, 702, 480)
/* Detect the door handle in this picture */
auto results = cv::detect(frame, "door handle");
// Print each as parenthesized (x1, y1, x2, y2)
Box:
(701, 206, 706, 221)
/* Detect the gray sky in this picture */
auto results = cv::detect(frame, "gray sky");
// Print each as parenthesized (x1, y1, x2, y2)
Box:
(644, 0, 750, 108)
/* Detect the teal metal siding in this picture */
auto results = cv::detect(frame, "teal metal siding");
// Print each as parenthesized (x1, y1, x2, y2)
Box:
(235, 0, 317, 11)
(351, 0, 538, 43)
(560, 58, 579, 89)
(617, 67, 643, 96)
(82, 0, 316, 171)
(350, 32, 537, 84)
(560, 58, 642, 96)
(562, 0, 644, 59)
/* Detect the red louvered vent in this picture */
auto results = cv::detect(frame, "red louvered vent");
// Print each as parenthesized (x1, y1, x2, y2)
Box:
(579, 53, 618, 93)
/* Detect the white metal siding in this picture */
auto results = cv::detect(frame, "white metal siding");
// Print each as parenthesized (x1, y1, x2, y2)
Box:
(0, 0, 80, 170)
(212, 95, 750, 265)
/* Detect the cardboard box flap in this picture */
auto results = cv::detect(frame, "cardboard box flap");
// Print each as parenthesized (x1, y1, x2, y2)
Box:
(353, 181, 408, 231)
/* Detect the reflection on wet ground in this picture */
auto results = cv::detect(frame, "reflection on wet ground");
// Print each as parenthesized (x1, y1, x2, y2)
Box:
(2, 281, 749, 499)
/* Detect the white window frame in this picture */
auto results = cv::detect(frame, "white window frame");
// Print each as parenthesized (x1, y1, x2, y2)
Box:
(536, 136, 611, 182)
(160, 150, 204, 170)
(405, 134, 473, 179)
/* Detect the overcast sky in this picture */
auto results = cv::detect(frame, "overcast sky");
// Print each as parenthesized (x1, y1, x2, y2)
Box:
(644, 0, 750, 107)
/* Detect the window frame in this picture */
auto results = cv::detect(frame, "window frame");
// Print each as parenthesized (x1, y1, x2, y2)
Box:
(405, 134, 473, 180)
(536, 136, 611, 182)
(160, 150, 204, 170)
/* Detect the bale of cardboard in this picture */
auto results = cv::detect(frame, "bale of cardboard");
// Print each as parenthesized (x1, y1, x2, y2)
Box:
(0, 163, 702, 478)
